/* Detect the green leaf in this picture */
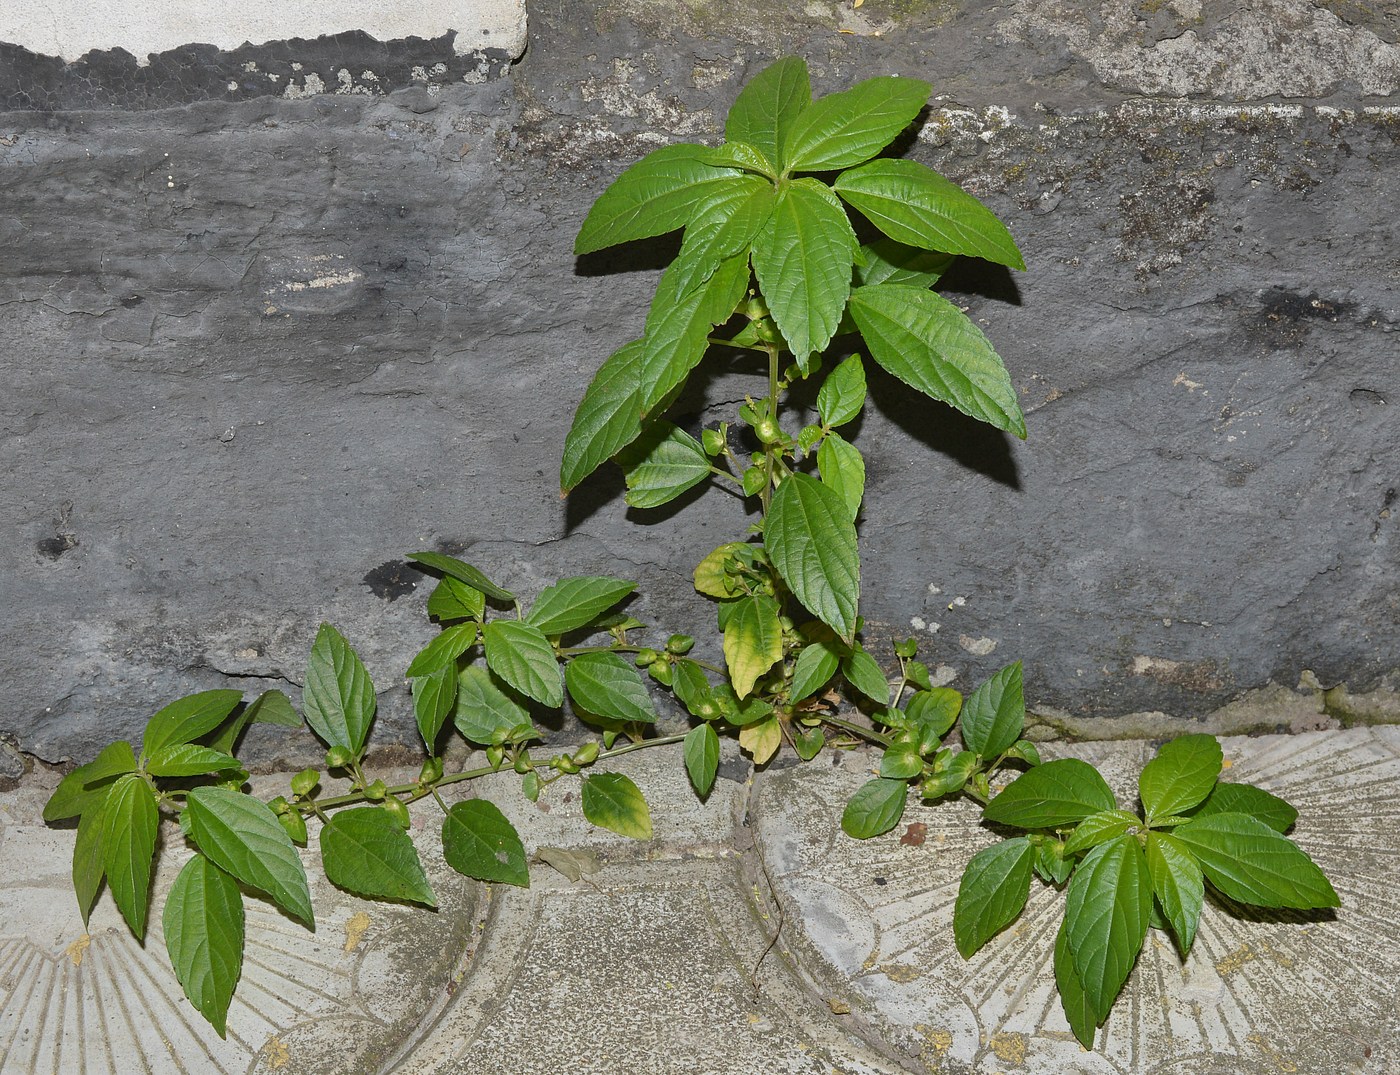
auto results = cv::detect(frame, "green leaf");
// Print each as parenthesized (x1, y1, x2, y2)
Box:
(725, 55, 811, 170)
(700, 141, 778, 177)
(740, 713, 782, 765)
(817, 354, 866, 428)
(618, 423, 714, 508)
(412, 662, 458, 750)
(164, 854, 243, 1037)
(453, 666, 536, 746)
(560, 339, 647, 492)
(101, 773, 159, 939)
(959, 662, 1025, 759)
(842, 645, 889, 706)
(982, 758, 1118, 830)
(750, 178, 856, 360)
(905, 688, 962, 740)
(714, 686, 774, 727)
(405, 622, 479, 679)
(723, 594, 784, 699)
(1064, 834, 1152, 1023)
(526, 576, 637, 636)
(670, 658, 714, 717)
(320, 807, 436, 907)
(565, 651, 659, 725)
(581, 772, 653, 840)
(834, 159, 1025, 270)
(671, 177, 774, 297)
(575, 143, 741, 256)
(684, 723, 721, 797)
(483, 620, 563, 708)
(141, 690, 243, 758)
(693, 541, 751, 598)
(1171, 813, 1339, 909)
(408, 551, 515, 602)
(43, 740, 137, 822)
(1062, 809, 1142, 857)
(817, 432, 865, 519)
(766, 472, 860, 642)
(782, 75, 931, 172)
(1145, 831, 1204, 956)
(303, 623, 376, 756)
(638, 251, 751, 415)
(853, 238, 955, 289)
(1189, 781, 1298, 833)
(840, 777, 908, 839)
(794, 728, 825, 760)
(442, 800, 530, 887)
(144, 744, 243, 778)
(201, 690, 296, 758)
(72, 799, 106, 928)
(790, 637, 841, 703)
(953, 836, 1034, 957)
(848, 284, 1026, 438)
(186, 786, 314, 928)
(1054, 919, 1097, 1049)
(1034, 838, 1073, 887)
(880, 745, 923, 779)
(1139, 734, 1223, 821)
(427, 575, 486, 622)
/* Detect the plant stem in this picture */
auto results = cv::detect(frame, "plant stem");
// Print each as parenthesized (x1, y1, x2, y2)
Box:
(820, 715, 892, 748)
(556, 644, 726, 676)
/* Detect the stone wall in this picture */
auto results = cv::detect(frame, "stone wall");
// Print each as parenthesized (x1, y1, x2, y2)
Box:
(1, 0, 1396, 767)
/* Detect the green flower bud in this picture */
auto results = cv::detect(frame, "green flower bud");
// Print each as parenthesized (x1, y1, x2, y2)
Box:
(363, 779, 387, 802)
(573, 741, 600, 766)
(278, 809, 308, 845)
(325, 746, 354, 769)
(485, 745, 506, 768)
(665, 634, 695, 655)
(554, 755, 580, 775)
(418, 756, 444, 784)
(701, 428, 726, 457)
(381, 797, 411, 829)
(290, 768, 320, 798)
(635, 647, 660, 666)
(648, 659, 674, 687)
(894, 637, 918, 659)
(267, 795, 292, 816)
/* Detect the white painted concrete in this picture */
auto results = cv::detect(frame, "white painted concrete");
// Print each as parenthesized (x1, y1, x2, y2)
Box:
(0, 0, 526, 63)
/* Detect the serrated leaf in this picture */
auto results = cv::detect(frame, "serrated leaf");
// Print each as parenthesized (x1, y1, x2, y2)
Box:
(982, 758, 1117, 830)
(453, 665, 536, 746)
(142, 690, 243, 758)
(1189, 781, 1298, 833)
(412, 661, 457, 750)
(751, 179, 856, 360)
(684, 723, 720, 796)
(43, 740, 137, 822)
(560, 339, 647, 492)
(526, 576, 637, 636)
(442, 800, 529, 887)
(408, 551, 514, 602)
(164, 854, 243, 1037)
(790, 637, 841, 703)
(854, 238, 955, 289)
(72, 797, 106, 928)
(1171, 812, 1339, 909)
(1145, 831, 1204, 957)
(101, 773, 159, 939)
(618, 422, 714, 508)
(834, 158, 1024, 270)
(905, 688, 962, 740)
(726, 55, 811, 170)
(1055, 918, 1097, 1049)
(582, 772, 653, 840)
(1064, 835, 1152, 1023)
(482, 620, 563, 708)
(638, 251, 751, 415)
(842, 645, 889, 706)
(960, 662, 1025, 759)
(427, 575, 486, 622)
(406, 622, 479, 679)
(565, 651, 659, 725)
(817, 432, 865, 519)
(202, 690, 296, 758)
(670, 658, 714, 716)
(700, 141, 778, 176)
(953, 836, 1034, 957)
(841, 777, 907, 839)
(532, 846, 601, 882)
(671, 177, 775, 297)
(303, 623, 376, 756)
(186, 786, 314, 928)
(817, 354, 866, 428)
(783, 75, 931, 172)
(1139, 734, 1223, 821)
(723, 594, 784, 699)
(320, 807, 436, 907)
(766, 472, 860, 642)
(144, 744, 243, 778)
(1063, 809, 1142, 856)
(849, 284, 1026, 438)
(575, 143, 741, 255)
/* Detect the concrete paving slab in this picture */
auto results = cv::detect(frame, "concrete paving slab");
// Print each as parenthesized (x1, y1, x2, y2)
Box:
(751, 728, 1400, 1075)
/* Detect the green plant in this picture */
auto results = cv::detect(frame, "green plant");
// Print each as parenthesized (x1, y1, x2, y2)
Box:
(41, 57, 1336, 1049)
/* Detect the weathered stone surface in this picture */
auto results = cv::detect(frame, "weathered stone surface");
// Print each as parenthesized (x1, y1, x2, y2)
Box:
(1, 0, 1397, 764)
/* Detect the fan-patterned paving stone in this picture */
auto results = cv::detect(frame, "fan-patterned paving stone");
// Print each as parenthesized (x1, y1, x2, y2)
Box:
(751, 727, 1400, 1075)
